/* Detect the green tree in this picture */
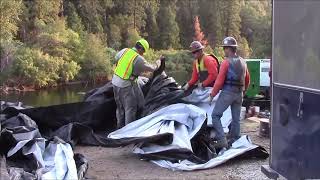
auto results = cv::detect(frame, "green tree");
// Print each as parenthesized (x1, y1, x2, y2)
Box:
(64, 1, 85, 33)
(33, 18, 82, 63)
(0, 0, 23, 42)
(237, 37, 251, 58)
(17, 0, 62, 45)
(32, 18, 82, 83)
(33, 0, 62, 24)
(78, 34, 112, 81)
(240, 1, 271, 58)
(59, 60, 81, 82)
(0, 41, 21, 84)
(0, 0, 274, 87)
(111, 0, 147, 31)
(251, 15, 271, 58)
(221, 0, 241, 40)
(219, 0, 251, 57)
(12, 47, 63, 87)
(176, 0, 198, 48)
(125, 28, 142, 48)
(0, 0, 23, 79)
(198, 0, 223, 47)
(108, 24, 122, 50)
(144, 0, 160, 48)
(77, 0, 104, 34)
(108, 14, 140, 49)
(157, 0, 180, 49)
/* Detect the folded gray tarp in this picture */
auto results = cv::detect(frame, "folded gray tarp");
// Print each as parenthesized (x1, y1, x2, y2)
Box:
(182, 87, 233, 131)
(108, 88, 268, 171)
(152, 135, 260, 171)
(109, 103, 206, 153)
(0, 113, 87, 179)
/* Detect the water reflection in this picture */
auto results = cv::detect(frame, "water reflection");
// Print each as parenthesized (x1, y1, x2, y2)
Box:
(2, 71, 190, 107)
(1, 83, 101, 107)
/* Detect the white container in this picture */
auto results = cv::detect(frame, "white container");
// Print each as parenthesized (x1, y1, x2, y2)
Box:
(240, 107, 246, 120)
(260, 59, 271, 87)
(254, 106, 260, 115)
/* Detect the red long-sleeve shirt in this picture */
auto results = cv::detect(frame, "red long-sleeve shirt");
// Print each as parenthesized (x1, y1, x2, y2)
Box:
(188, 55, 219, 87)
(210, 60, 250, 97)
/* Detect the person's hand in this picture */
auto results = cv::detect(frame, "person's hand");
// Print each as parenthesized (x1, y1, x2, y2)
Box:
(160, 55, 166, 61)
(197, 82, 204, 89)
(182, 83, 189, 91)
(155, 59, 161, 69)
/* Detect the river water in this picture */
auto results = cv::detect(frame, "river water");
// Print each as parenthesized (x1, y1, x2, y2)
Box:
(1, 71, 189, 107)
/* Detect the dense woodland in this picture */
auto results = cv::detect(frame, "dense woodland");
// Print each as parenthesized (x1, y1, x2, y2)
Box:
(0, 0, 271, 88)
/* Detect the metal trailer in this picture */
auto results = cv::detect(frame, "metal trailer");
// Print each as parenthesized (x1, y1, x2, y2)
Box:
(262, 0, 320, 179)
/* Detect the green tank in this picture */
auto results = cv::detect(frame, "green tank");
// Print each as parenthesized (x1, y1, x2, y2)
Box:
(245, 59, 260, 97)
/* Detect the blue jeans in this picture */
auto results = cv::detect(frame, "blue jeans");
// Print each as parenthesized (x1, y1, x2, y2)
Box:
(211, 90, 243, 140)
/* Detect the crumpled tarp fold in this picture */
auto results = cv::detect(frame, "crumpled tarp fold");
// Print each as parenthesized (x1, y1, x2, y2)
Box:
(0, 113, 83, 179)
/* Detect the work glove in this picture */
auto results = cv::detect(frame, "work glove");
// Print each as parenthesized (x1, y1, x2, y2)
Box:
(160, 55, 166, 61)
(197, 82, 204, 89)
(182, 83, 189, 91)
(155, 59, 161, 69)
(155, 55, 165, 70)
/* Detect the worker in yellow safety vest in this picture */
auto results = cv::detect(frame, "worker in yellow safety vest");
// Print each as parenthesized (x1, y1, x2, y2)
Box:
(182, 41, 220, 91)
(112, 39, 161, 129)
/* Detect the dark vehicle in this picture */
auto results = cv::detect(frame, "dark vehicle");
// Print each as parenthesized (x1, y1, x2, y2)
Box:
(262, 0, 320, 179)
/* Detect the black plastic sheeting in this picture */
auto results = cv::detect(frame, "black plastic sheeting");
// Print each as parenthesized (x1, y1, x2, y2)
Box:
(1, 78, 184, 147)
(0, 57, 185, 145)
(0, 112, 88, 179)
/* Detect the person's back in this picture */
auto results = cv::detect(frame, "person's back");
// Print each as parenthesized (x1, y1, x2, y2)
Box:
(112, 39, 159, 129)
(223, 56, 247, 93)
(209, 37, 250, 148)
(112, 48, 148, 88)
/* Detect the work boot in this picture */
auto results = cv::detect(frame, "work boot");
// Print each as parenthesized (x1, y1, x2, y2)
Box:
(212, 137, 228, 149)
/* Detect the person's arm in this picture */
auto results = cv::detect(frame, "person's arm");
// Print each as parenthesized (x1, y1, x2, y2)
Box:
(202, 56, 218, 87)
(141, 62, 157, 72)
(134, 55, 166, 78)
(210, 60, 229, 97)
(134, 54, 158, 73)
(188, 61, 199, 86)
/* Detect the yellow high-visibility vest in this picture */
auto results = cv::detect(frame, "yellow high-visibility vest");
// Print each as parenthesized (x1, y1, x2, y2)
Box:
(195, 54, 220, 73)
(114, 48, 139, 80)
(195, 54, 208, 73)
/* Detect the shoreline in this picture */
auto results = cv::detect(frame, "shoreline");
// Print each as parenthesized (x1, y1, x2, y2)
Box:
(0, 80, 109, 95)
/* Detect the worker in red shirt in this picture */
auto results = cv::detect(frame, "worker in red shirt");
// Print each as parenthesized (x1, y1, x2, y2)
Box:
(208, 37, 250, 148)
(182, 41, 219, 91)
